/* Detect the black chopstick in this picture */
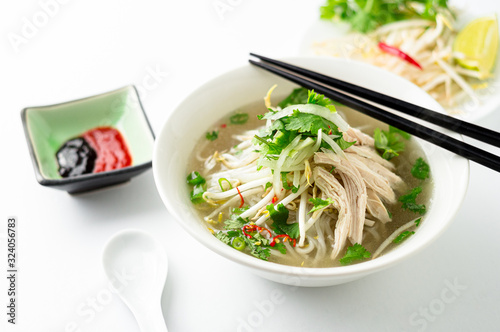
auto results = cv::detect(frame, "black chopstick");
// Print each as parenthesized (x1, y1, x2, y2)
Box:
(248, 56, 500, 173)
(250, 53, 500, 148)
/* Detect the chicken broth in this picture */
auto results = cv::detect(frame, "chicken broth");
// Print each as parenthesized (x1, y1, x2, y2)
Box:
(188, 91, 432, 268)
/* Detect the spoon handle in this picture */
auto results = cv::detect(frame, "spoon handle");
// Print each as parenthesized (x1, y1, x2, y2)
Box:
(135, 305, 168, 332)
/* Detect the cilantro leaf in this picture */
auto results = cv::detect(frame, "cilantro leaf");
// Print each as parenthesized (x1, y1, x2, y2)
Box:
(339, 243, 371, 265)
(373, 126, 409, 160)
(267, 204, 300, 239)
(399, 187, 426, 215)
(258, 108, 279, 121)
(215, 231, 232, 245)
(254, 128, 299, 158)
(393, 231, 415, 244)
(273, 242, 287, 254)
(411, 157, 430, 180)
(307, 90, 333, 107)
(285, 111, 336, 133)
(267, 203, 289, 225)
(334, 137, 356, 150)
(206, 130, 219, 141)
(278, 88, 309, 108)
(308, 197, 335, 214)
(415, 218, 422, 227)
(250, 245, 271, 260)
(320, 0, 451, 33)
(227, 230, 241, 237)
(224, 216, 248, 230)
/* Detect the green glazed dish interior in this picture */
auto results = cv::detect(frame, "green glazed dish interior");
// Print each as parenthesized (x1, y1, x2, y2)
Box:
(25, 86, 154, 180)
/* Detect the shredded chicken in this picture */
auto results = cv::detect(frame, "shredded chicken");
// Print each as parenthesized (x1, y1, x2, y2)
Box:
(313, 167, 351, 259)
(314, 152, 367, 245)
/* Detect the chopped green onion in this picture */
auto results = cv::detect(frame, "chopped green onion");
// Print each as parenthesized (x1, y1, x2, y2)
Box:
(230, 113, 249, 125)
(232, 237, 246, 251)
(187, 171, 205, 185)
(190, 184, 206, 204)
(218, 177, 233, 191)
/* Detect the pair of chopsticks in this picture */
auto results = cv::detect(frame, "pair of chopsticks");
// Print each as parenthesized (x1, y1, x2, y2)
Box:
(249, 53, 500, 173)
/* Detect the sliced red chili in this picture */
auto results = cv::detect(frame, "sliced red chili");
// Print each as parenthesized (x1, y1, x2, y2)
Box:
(221, 124, 227, 128)
(236, 187, 244, 208)
(272, 196, 278, 204)
(270, 234, 296, 247)
(378, 42, 423, 70)
(242, 225, 272, 239)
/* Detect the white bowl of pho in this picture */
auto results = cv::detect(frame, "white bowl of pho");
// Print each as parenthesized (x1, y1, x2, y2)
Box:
(153, 57, 469, 287)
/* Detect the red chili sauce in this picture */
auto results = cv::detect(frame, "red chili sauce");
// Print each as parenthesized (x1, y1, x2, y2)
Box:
(83, 127, 132, 173)
(56, 126, 132, 178)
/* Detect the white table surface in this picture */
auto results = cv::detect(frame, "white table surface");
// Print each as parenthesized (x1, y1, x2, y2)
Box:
(2, 0, 500, 331)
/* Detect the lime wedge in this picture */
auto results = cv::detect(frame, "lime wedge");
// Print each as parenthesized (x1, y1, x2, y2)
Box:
(454, 15, 499, 75)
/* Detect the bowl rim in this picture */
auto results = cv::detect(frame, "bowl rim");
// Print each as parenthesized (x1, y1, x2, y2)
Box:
(153, 56, 470, 280)
(21, 85, 155, 186)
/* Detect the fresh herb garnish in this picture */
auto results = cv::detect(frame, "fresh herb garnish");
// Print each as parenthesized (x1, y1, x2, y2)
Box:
(230, 113, 249, 125)
(307, 89, 334, 106)
(393, 231, 415, 243)
(273, 242, 287, 254)
(206, 130, 219, 141)
(308, 197, 335, 214)
(190, 183, 206, 204)
(399, 186, 426, 215)
(254, 89, 354, 162)
(214, 229, 272, 260)
(373, 126, 410, 160)
(278, 88, 309, 108)
(215, 231, 232, 245)
(285, 111, 336, 133)
(267, 203, 299, 239)
(265, 182, 273, 190)
(415, 217, 422, 227)
(339, 243, 371, 265)
(224, 215, 248, 230)
(187, 171, 206, 185)
(320, 0, 451, 33)
(411, 157, 430, 180)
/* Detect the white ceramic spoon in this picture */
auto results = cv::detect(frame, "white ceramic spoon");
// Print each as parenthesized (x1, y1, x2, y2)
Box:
(102, 229, 168, 332)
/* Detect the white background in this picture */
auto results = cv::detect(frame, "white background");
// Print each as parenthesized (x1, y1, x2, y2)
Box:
(1, 0, 500, 331)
